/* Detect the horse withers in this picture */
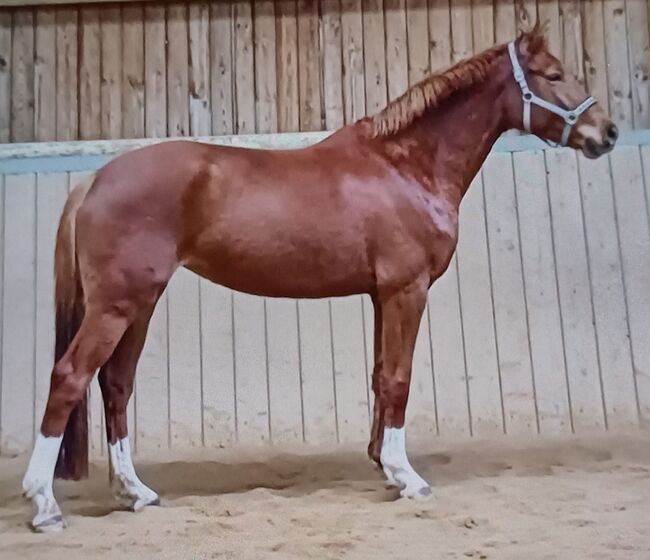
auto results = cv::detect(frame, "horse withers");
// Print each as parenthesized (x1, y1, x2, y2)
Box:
(22, 24, 617, 532)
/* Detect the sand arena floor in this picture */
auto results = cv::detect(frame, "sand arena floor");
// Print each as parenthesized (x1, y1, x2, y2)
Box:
(1, 433, 650, 559)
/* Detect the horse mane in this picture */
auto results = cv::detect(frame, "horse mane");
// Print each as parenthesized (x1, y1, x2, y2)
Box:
(369, 25, 548, 137)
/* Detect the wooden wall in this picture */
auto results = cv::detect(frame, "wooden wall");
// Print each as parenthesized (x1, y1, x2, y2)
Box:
(1, 137, 649, 456)
(1, 0, 650, 144)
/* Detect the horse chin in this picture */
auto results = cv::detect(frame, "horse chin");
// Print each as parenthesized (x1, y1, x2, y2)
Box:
(582, 138, 614, 159)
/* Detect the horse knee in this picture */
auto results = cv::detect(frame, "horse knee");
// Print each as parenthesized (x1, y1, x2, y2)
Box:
(50, 361, 90, 407)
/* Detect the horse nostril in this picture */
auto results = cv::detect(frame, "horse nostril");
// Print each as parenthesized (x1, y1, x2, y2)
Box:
(607, 123, 619, 142)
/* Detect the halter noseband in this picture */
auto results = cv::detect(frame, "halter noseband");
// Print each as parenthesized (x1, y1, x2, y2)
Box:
(507, 41, 596, 147)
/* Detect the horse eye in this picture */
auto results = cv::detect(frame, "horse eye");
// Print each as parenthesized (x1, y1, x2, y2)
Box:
(547, 73, 562, 82)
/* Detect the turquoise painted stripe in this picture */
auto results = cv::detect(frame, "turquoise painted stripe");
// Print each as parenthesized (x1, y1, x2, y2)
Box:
(2, 129, 650, 175)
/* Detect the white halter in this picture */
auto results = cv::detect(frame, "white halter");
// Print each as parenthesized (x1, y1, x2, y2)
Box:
(507, 41, 596, 147)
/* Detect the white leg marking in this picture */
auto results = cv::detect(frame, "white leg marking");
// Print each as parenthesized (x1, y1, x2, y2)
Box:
(22, 434, 66, 532)
(380, 427, 432, 500)
(109, 437, 159, 511)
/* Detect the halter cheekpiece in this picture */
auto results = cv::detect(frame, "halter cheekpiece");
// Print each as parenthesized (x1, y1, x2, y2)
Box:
(507, 41, 596, 147)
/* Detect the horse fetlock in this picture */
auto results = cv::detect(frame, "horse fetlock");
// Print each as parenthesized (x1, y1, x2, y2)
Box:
(111, 474, 159, 511)
(29, 487, 66, 532)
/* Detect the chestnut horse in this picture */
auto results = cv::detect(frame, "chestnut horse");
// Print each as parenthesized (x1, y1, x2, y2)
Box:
(22, 25, 617, 532)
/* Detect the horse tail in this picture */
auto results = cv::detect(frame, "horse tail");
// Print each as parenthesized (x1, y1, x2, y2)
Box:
(53, 178, 93, 481)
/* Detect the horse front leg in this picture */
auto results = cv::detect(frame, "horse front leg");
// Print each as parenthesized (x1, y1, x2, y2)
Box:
(376, 277, 431, 500)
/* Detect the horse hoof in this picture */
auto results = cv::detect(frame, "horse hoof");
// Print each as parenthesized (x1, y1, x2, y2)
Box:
(131, 493, 161, 512)
(31, 514, 66, 533)
(400, 485, 433, 501)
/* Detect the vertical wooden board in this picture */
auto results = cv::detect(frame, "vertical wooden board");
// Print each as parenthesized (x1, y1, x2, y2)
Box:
(233, 0, 255, 134)
(363, 0, 388, 116)
(578, 153, 637, 429)
(0, 177, 4, 446)
(450, 0, 472, 61)
(275, 0, 299, 132)
(330, 296, 369, 443)
(100, 6, 122, 139)
(483, 154, 537, 434)
(626, 0, 650, 128)
(135, 290, 170, 452)
(456, 176, 503, 436)
(188, 1, 212, 136)
(69, 171, 103, 456)
(297, 0, 322, 130)
(515, 0, 537, 33)
(167, 3, 189, 136)
(538, 0, 561, 56)
(472, 0, 494, 52)
(611, 148, 650, 426)
(34, 8, 56, 141)
(427, 257, 470, 436)
(297, 299, 337, 444)
(360, 295, 374, 429)
(33, 174, 69, 443)
(545, 149, 605, 431)
(582, 0, 610, 112)
(321, 0, 344, 128)
(0, 11, 11, 142)
(78, 7, 101, 140)
(210, 0, 234, 135)
(122, 4, 145, 139)
(253, 0, 277, 133)
(11, 9, 34, 142)
(493, 0, 515, 45)
(560, 1, 585, 84)
(406, 0, 429, 85)
(603, 0, 633, 128)
(232, 293, 269, 443)
(340, 0, 365, 122)
(635, 146, 650, 425)
(266, 299, 303, 443)
(167, 269, 203, 448)
(513, 151, 571, 434)
(144, 4, 167, 138)
(199, 281, 236, 447)
(428, 0, 451, 72)
(1, 174, 36, 453)
(385, 0, 408, 101)
(55, 7, 78, 141)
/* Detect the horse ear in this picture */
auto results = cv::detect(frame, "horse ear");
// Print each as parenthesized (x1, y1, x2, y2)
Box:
(519, 20, 547, 58)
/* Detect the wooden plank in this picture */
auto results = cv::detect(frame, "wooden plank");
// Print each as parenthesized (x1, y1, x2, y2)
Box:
(515, 0, 536, 34)
(166, 2, 189, 136)
(275, 0, 299, 132)
(232, 293, 269, 443)
(603, 0, 633, 128)
(385, 0, 408, 101)
(321, 0, 344, 128)
(167, 269, 203, 448)
(560, 1, 585, 84)
(493, 0, 515, 45)
(1, 174, 36, 453)
(538, 0, 561, 56)
(298, 299, 337, 444)
(428, 0, 451, 72)
(144, 3, 166, 137)
(121, 3, 145, 138)
(253, 0, 277, 133)
(297, 0, 322, 130)
(483, 153, 537, 434)
(450, 0, 472, 61)
(626, 0, 650, 128)
(0, 177, 3, 447)
(513, 150, 571, 434)
(472, 0, 493, 52)
(0, 11, 11, 142)
(233, 0, 255, 134)
(100, 6, 122, 138)
(199, 281, 236, 447)
(582, 0, 610, 113)
(428, 256, 470, 436)
(210, 0, 234, 135)
(545, 149, 605, 431)
(55, 7, 78, 141)
(329, 296, 369, 442)
(266, 299, 303, 443)
(406, 0, 429, 85)
(455, 175, 503, 436)
(188, 1, 212, 136)
(363, 0, 387, 116)
(34, 173, 68, 442)
(578, 152, 637, 430)
(34, 8, 56, 141)
(11, 8, 34, 142)
(3, 0, 169, 5)
(78, 7, 101, 140)
(340, 0, 365, 122)
(636, 146, 650, 426)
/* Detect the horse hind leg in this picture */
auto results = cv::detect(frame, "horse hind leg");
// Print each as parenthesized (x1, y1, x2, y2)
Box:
(99, 307, 159, 511)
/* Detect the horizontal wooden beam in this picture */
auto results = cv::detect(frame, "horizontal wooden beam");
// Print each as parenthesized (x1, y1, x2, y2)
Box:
(0, 0, 159, 7)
